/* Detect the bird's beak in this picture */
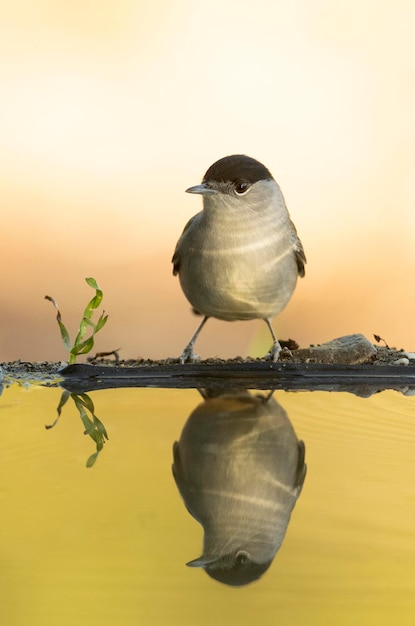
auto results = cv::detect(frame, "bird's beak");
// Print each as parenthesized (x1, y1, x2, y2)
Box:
(185, 183, 217, 195)
(186, 554, 219, 568)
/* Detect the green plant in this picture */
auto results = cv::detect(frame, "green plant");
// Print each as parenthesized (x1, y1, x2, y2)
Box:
(45, 277, 108, 364)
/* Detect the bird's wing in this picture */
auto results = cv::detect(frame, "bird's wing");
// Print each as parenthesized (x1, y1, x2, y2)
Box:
(172, 441, 204, 523)
(294, 239, 306, 278)
(289, 218, 306, 277)
(294, 440, 307, 493)
(172, 441, 183, 487)
(171, 214, 200, 276)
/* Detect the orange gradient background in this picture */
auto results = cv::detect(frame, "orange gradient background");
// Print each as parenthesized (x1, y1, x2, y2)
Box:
(1, 0, 414, 362)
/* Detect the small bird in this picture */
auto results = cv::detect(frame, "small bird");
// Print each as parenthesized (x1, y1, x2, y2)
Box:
(172, 154, 306, 363)
(172, 390, 306, 586)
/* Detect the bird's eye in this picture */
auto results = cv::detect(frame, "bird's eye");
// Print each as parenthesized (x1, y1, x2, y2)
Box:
(235, 551, 249, 566)
(234, 180, 251, 195)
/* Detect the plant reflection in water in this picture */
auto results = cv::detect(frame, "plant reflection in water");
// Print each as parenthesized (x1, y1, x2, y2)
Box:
(46, 391, 109, 467)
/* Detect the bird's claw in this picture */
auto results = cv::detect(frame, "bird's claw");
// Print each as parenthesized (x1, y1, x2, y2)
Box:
(179, 346, 201, 364)
(265, 341, 283, 362)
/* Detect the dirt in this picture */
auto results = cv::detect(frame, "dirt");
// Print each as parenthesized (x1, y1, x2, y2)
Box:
(1, 334, 414, 381)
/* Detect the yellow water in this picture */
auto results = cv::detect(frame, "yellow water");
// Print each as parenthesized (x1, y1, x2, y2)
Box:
(0, 384, 414, 626)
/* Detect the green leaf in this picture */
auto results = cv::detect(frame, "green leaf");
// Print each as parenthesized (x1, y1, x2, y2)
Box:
(70, 337, 95, 356)
(86, 452, 99, 468)
(57, 319, 72, 351)
(85, 277, 99, 290)
(45, 390, 71, 429)
(78, 393, 95, 414)
(82, 421, 96, 436)
(45, 295, 72, 351)
(94, 416, 109, 440)
(87, 291, 103, 311)
(57, 390, 71, 415)
(95, 313, 108, 332)
(73, 318, 95, 346)
(89, 430, 104, 448)
(81, 317, 96, 329)
(73, 317, 93, 346)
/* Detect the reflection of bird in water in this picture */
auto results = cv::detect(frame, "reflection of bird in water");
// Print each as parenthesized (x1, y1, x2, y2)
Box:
(172, 390, 306, 586)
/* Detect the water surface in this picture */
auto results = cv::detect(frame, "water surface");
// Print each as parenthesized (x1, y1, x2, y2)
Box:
(0, 383, 414, 626)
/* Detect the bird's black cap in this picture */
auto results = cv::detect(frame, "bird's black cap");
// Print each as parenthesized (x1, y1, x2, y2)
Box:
(205, 558, 272, 587)
(202, 155, 273, 185)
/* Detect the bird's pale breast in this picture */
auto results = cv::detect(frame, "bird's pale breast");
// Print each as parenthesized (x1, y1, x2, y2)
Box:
(177, 209, 298, 321)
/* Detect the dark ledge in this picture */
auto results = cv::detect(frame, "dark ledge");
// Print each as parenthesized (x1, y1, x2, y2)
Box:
(57, 360, 415, 396)
(2, 335, 415, 396)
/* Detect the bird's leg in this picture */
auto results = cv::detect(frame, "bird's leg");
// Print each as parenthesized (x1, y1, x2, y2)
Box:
(262, 389, 275, 403)
(179, 316, 209, 364)
(264, 318, 282, 362)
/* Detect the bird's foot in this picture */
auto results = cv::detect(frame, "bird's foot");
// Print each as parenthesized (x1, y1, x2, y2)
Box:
(266, 340, 283, 362)
(179, 345, 201, 364)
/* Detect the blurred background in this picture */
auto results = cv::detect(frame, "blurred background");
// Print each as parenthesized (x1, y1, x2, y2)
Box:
(1, 0, 414, 362)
